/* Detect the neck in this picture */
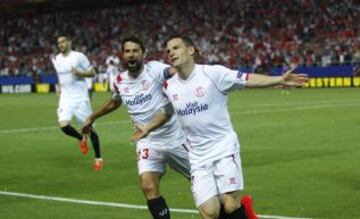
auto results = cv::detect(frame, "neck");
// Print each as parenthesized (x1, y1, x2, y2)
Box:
(177, 60, 195, 80)
(128, 64, 144, 79)
(62, 49, 71, 56)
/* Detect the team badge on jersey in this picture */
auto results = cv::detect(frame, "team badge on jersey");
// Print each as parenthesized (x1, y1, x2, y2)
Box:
(122, 87, 129, 93)
(172, 94, 179, 101)
(141, 80, 149, 91)
(194, 86, 206, 97)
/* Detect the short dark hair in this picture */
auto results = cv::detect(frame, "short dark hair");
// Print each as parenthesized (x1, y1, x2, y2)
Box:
(165, 34, 200, 57)
(121, 36, 145, 52)
(56, 30, 71, 40)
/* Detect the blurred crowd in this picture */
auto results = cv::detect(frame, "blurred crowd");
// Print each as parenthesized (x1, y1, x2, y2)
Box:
(0, 0, 359, 77)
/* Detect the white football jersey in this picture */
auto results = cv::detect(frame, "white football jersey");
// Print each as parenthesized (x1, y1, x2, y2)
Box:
(51, 51, 92, 103)
(112, 61, 185, 145)
(163, 64, 249, 168)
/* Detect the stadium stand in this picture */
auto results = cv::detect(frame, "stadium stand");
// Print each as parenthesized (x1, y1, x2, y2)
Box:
(0, 0, 359, 77)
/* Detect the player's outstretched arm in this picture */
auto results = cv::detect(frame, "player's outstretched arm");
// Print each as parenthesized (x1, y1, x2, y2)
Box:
(245, 68, 309, 88)
(81, 98, 122, 135)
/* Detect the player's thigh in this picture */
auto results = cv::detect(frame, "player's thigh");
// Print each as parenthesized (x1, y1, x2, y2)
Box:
(221, 190, 241, 213)
(57, 102, 74, 125)
(166, 143, 191, 180)
(136, 142, 166, 176)
(214, 153, 244, 195)
(191, 167, 219, 208)
(74, 100, 92, 124)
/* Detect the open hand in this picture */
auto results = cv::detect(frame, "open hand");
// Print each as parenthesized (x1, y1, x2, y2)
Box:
(282, 68, 309, 87)
(131, 124, 149, 142)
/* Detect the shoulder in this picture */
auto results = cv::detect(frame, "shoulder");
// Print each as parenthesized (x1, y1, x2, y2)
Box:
(71, 51, 87, 58)
(146, 60, 169, 70)
(201, 64, 228, 74)
(51, 53, 62, 62)
(163, 75, 177, 91)
(67, 51, 89, 62)
(114, 71, 129, 85)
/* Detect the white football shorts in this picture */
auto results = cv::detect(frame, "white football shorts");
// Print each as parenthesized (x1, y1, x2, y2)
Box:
(136, 139, 191, 179)
(190, 153, 244, 207)
(57, 99, 92, 124)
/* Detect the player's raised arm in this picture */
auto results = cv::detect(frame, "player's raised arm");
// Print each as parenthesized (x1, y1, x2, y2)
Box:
(245, 68, 309, 88)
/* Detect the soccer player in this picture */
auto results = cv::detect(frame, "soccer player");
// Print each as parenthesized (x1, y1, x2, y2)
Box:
(133, 35, 309, 219)
(80, 36, 191, 219)
(51, 34, 103, 171)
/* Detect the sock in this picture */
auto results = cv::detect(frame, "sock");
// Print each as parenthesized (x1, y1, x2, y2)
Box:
(61, 125, 82, 141)
(228, 205, 247, 219)
(90, 130, 101, 158)
(218, 204, 228, 219)
(147, 196, 170, 219)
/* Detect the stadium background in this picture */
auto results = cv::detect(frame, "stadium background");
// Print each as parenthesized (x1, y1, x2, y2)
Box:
(0, 0, 359, 219)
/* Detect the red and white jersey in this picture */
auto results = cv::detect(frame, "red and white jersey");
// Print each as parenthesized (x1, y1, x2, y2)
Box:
(51, 51, 92, 103)
(113, 61, 185, 145)
(163, 64, 249, 168)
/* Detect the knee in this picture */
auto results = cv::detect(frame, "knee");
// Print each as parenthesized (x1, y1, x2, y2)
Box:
(199, 201, 220, 219)
(59, 121, 70, 128)
(223, 199, 240, 214)
(200, 206, 220, 219)
(140, 180, 158, 198)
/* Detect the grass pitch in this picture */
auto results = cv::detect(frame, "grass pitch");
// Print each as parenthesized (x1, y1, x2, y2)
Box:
(0, 88, 359, 219)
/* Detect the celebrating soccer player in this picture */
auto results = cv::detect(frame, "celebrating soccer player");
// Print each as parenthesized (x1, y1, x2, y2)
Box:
(133, 35, 309, 219)
(81, 36, 191, 219)
(51, 34, 103, 171)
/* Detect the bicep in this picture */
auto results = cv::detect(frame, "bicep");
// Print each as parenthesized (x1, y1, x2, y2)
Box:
(205, 65, 248, 92)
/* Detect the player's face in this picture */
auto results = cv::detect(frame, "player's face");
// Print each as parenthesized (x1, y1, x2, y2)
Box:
(166, 38, 194, 67)
(57, 37, 70, 54)
(122, 42, 144, 73)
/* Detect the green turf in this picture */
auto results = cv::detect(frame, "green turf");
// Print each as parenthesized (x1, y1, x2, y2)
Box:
(0, 88, 359, 219)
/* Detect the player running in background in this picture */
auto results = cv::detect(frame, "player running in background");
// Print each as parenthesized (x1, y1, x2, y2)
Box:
(133, 35, 309, 219)
(81, 36, 191, 219)
(51, 34, 103, 171)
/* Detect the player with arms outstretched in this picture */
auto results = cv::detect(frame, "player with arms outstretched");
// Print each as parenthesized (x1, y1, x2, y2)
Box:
(133, 35, 309, 219)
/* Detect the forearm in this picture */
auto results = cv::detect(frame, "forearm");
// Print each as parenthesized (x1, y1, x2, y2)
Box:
(245, 73, 284, 87)
(145, 112, 171, 133)
(76, 68, 96, 77)
(90, 99, 121, 120)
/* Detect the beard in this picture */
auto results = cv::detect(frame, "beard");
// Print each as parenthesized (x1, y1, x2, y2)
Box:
(125, 59, 142, 73)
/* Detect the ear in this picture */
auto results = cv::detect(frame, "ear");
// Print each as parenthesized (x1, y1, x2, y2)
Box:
(143, 50, 147, 59)
(188, 46, 195, 56)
